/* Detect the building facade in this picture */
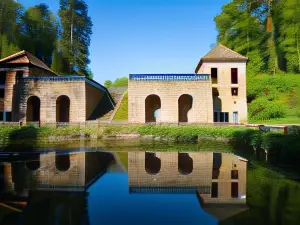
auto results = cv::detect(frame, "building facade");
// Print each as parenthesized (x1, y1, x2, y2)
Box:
(0, 51, 115, 123)
(128, 44, 248, 124)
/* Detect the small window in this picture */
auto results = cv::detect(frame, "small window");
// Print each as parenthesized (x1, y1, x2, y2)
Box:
(211, 182, 218, 198)
(0, 72, 6, 85)
(224, 112, 229, 122)
(213, 111, 218, 122)
(231, 170, 238, 179)
(6, 112, 12, 121)
(231, 68, 238, 84)
(220, 112, 224, 122)
(211, 68, 218, 84)
(231, 182, 239, 198)
(0, 112, 3, 121)
(231, 88, 238, 96)
(0, 89, 4, 98)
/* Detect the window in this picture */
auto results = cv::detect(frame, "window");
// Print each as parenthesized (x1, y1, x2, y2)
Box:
(0, 72, 6, 85)
(6, 112, 12, 121)
(231, 68, 238, 84)
(211, 182, 218, 198)
(231, 170, 238, 179)
(231, 88, 238, 96)
(214, 112, 229, 122)
(0, 112, 3, 121)
(0, 89, 4, 98)
(211, 68, 218, 84)
(16, 71, 23, 84)
(231, 182, 239, 198)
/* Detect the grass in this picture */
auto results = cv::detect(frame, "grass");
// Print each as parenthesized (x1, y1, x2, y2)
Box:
(113, 91, 128, 120)
(115, 152, 128, 171)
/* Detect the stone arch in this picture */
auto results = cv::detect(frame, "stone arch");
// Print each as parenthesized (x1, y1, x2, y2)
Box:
(145, 95, 161, 123)
(56, 95, 70, 122)
(55, 152, 70, 171)
(178, 153, 193, 175)
(178, 94, 193, 122)
(145, 152, 161, 174)
(26, 96, 40, 122)
(25, 154, 40, 171)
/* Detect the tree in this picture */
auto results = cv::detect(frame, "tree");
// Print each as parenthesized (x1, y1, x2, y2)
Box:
(104, 80, 112, 88)
(20, 4, 58, 66)
(59, 0, 93, 76)
(112, 77, 128, 87)
(0, 0, 23, 57)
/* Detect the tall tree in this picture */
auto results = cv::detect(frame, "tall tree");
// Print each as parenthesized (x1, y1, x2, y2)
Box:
(0, 0, 23, 58)
(58, 0, 93, 76)
(279, 0, 300, 73)
(20, 4, 58, 66)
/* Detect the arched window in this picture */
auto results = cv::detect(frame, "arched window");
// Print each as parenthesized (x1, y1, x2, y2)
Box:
(25, 154, 40, 171)
(55, 152, 70, 171)
(26, 96, 40, 122)
(178, 153, 193, 174)
(145, 95, 161, 122)
(178, 94, 193, 122)
(56, 95, 70, 122)
(145, 152, 161, 174)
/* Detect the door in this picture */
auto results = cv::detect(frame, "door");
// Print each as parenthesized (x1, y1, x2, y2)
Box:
(233, 111, 238, 124)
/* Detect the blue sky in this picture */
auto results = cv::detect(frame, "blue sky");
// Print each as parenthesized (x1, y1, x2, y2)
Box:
(19, 0, 229, 84)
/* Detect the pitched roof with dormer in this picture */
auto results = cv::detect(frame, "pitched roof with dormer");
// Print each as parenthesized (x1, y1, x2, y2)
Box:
(0, 50, 57, 75)
(195, 44, 248, 73)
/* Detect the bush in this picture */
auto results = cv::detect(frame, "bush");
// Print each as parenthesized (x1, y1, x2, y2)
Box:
(249, 97, 285, 120)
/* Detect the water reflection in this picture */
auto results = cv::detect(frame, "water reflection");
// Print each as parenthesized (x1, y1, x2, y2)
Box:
(0, 150, 299, 225)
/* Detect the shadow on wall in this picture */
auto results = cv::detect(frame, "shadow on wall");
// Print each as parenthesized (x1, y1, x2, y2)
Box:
(88, 93, 115, 120)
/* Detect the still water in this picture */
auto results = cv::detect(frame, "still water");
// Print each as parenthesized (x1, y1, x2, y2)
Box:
(0, 144, 299, 225)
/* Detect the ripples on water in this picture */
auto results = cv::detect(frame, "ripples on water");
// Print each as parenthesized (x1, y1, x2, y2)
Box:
(0, 145, 299, 225)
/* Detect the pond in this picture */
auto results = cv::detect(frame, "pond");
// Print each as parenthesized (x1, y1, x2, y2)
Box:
(0, 142, 300, 225)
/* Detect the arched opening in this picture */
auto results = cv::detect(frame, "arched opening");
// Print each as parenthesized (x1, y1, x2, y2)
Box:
(56, 95, 70, 122)
(25, 154, 40, 171)
(145, 152, 161, 174)
(145, 95, 161, 123)
(178, 94, 193, 122)
(26, 96, 40, 122)
(178, 153, 193, 174)
(55, 152, 70, 171)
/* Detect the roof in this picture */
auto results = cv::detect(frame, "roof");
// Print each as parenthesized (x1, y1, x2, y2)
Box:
(195, 44, 248, 73)
(0, 50, 57, 75)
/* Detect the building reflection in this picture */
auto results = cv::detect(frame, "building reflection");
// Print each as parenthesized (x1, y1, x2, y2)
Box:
(128, 152, 249, 222)
(0, 151, 116, 225)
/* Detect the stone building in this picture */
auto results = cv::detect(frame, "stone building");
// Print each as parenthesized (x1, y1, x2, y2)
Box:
(128, 152, 247, 203)
(0, 51, 115, 123)
(128, 44, 248, 124)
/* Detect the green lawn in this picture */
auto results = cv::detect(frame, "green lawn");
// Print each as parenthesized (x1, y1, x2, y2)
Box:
(113, 91, 128, 120)
(251, 116, 300, 125)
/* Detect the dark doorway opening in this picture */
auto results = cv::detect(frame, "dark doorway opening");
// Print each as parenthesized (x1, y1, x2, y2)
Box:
(178, 94, 193, 122)
(145, 95, 161, 122)
(56, 95, 70, 122)
(145, 152, 161, 174)
(178, 153, 193, 174)
(26, 96, 40, 122)
(55, 152, 70, 171)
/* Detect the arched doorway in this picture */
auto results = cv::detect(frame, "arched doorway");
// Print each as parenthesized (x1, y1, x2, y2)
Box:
(145, 152, 161, 174)
(178, 153, 193, 174)
(145, 95, 161, 122)
(25, 154, 40, 171)
(56, 95, 70, 122)
(26, 96, 40, 122)
(178, 94, 193, 122)
(55, 152, 70, 171)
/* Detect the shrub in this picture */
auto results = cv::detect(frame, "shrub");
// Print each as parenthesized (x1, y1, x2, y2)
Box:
(249, 97, 285, 120)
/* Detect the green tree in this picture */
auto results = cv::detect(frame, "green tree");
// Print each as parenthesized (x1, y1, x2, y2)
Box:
(58, 0, 93, 76)
(112, 77, 128, 87)
(104, 80, 112, 88)
(20, 4, 58, 66)
(0, 0, 23, 57)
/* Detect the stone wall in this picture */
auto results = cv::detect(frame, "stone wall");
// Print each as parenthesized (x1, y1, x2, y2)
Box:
(18, 79, 86, 123)
(128, 80, 213, 123)
(4, 71, 16, 111)
(197, 62, 248, 123)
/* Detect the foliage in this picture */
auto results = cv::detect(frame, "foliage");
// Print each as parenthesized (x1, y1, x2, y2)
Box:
(249, 97, 285, 120)
(104, 80, 112, 88)
(58, 0, 93, 76)
(113, 92, 128, 120)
